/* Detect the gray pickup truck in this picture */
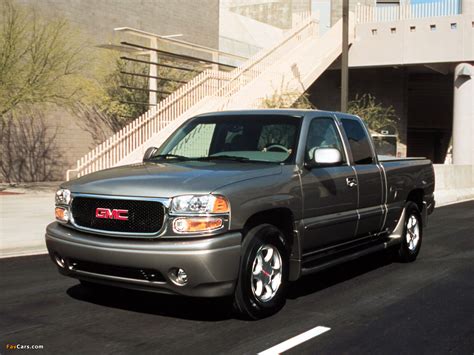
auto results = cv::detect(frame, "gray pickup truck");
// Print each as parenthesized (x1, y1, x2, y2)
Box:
(47, 109, 435, 319)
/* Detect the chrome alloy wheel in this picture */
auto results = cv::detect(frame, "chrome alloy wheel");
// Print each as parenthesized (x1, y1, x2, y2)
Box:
(406, 215, 420, 251)
(251, 244, 283, 302)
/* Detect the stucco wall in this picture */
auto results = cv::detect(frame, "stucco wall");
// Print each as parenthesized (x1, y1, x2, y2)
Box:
(350, 14, 474, 67)
(14, 0, 220, 49)
(331, 0, 374, 25)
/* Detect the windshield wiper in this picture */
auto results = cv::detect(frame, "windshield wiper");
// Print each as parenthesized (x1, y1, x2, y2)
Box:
(197, 155, 251, 162)
(148, 154, 190, 161)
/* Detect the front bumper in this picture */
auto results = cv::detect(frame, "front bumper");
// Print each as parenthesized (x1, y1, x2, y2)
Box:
(45, 222, 242, 297)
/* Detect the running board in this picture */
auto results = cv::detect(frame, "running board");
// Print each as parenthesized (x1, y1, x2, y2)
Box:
(301, 238, 400, 276)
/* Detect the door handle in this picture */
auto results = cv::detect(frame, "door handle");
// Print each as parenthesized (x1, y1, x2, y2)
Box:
(346, 177, 357, 188)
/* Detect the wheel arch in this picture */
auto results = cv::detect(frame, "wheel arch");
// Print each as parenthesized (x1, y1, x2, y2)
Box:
(406, 188, 424, 213)
(243, 208, 296, 252)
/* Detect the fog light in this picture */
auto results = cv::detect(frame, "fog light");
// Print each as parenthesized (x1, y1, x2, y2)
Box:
(55, 207, 69, 223)
(169, 268, 188, 286)
(54, 253, 66, 268)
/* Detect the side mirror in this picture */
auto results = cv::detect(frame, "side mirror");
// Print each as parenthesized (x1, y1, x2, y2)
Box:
(143, 147, 159, 162)
(307, 148, 342, 168)
(314, 148, 342, 165)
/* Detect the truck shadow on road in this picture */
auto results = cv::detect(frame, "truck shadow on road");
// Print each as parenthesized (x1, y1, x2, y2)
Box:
(66, 284, 234, 321)
(66, 250, 394, 321)
(287, 250, 394, 299)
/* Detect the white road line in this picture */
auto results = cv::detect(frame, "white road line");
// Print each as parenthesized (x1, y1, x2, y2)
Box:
(258, 326, 331, 355)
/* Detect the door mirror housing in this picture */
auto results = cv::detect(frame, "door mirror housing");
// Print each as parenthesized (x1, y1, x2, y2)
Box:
(306, 148, 343, 168)
(143, 147, 159, 162)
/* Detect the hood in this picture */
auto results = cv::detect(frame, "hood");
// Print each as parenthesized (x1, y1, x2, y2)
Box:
(63, 161, 282, 198)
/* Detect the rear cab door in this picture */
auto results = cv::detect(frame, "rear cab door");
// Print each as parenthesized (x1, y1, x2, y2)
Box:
(336, 114, 385, 237)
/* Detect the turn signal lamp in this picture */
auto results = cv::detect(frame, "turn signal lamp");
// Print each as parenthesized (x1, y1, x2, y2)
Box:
(55, 207, 69, 223)
(173, 217, 223, 233)
(212, 195, 230, 213)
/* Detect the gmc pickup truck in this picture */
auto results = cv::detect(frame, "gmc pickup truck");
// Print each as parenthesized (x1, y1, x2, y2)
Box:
(46, 109, 435, 319)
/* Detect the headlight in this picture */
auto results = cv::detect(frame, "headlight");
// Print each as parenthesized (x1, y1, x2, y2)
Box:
(170, 195, 230, 214)
(55, 189, 71, 205)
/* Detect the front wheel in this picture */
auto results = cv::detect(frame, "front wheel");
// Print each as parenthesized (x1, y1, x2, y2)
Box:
(233, 224, 289, 319)
(397, 202, 423, 262)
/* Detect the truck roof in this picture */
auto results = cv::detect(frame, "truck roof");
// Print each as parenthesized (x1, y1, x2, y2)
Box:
(195, 109, 349, 118)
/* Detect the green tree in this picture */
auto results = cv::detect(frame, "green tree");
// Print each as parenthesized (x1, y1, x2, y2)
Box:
(262, 89, 315, 109)
(0, 0, 88, 116)
(348, 94, 399, 134)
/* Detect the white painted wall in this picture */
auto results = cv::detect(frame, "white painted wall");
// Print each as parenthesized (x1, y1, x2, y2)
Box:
(433, 164, 474, 206)
(350, 13, 474, 67)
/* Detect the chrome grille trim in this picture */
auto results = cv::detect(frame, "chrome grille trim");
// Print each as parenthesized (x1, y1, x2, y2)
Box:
(68, 193, 170, 238)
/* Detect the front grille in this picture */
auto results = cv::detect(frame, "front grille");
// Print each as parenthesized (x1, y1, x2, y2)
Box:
(69, 259, 166, 282)
(71, 196, 165, 234)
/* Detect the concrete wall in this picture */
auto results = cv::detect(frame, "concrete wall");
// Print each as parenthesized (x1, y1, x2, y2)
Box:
(434, 164, 474, 205)
(406, 72, 453, 163)
(308, 66, 456, 162)
(219, 8, 284, 63)
(14, 0, 220, 49)
(222, 0, 311, 29)
(308, 67, 409, 148)
(331, 0, 374, 25)
(350, 14, 474, 67)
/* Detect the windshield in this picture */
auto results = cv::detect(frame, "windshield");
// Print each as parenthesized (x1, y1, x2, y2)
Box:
(153, 114, 302, 163)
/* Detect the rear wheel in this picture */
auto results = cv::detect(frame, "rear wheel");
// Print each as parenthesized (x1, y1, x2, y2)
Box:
(397, 202, 423, 262)
(233, 224, 289, 319)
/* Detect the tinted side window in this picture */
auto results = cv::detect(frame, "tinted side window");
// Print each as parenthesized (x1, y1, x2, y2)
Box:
(341, 119, 374, 165)
(305, 118, 345, 162)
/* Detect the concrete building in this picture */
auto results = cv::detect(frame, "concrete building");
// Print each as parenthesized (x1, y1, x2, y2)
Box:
(61, 0, 472, 178)
(14, 0, 220, 48)
(3, 0, 472, 181)
(219, 0, 473, 164)
(309, 0, 473, 163)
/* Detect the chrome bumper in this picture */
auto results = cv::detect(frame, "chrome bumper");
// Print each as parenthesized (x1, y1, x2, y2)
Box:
(45, 222, 242, 297)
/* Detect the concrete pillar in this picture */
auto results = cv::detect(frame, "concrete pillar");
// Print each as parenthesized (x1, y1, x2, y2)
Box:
(452, 63, 474, 165)
(461, 0, 474, 14)
(149, 38, 158, 107)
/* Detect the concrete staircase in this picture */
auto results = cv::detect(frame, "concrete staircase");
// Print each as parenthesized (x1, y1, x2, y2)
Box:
(67, 15, 355, 179)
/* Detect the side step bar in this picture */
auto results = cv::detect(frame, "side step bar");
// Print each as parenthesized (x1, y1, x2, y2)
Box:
(301, 238, 399, 276)
(300, 207, 407, 277)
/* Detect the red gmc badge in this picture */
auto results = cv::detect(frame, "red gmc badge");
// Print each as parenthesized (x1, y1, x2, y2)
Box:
(95, 208, 129, 221)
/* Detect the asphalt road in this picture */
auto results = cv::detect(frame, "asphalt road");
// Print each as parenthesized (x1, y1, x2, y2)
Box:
(1, 201, 473, 354)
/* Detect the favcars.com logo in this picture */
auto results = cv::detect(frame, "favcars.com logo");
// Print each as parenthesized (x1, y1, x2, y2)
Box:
(5, 343, 44, 350)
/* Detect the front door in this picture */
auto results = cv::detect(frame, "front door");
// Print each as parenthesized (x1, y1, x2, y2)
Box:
(300, 116, 358, 253)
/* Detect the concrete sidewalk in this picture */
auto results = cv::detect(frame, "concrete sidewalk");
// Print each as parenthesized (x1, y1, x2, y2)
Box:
(0, 191, 54, 258)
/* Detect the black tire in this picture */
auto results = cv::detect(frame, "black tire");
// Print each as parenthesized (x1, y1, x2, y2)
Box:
(397, 202, 423, 262)
(233, 224, 289, 320)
